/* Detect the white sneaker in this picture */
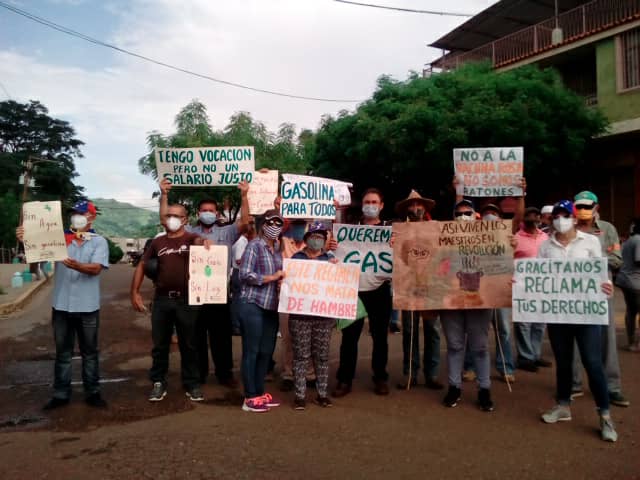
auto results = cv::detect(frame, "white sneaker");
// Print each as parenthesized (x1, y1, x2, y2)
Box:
(541, 405, 572, 424)
(600, 416, 618, 442)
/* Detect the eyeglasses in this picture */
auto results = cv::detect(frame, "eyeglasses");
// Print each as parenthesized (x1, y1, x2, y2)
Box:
(265, 218, 284, 227)
(454, 211, 474, 217)
(575, 204, 594, 210)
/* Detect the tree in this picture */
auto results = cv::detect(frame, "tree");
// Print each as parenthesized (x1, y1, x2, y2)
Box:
(311, 64, 608, 218)
(0, 100, 86, 248)
(105, 237, 124, 264)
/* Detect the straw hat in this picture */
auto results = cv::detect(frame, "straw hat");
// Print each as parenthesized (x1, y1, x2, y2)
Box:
(395, 189, 436, 216)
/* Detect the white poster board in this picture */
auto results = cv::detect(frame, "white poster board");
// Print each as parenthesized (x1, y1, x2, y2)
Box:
(155, 146, 255, 186)
(280, 174, 352, 219)
(248, 169, 279, 215)
(512, 258, 609, 325)
(278, 259, 360, 320)
(188, 245, 228, 305)
(453, 147, 523, 197)
(22, 201, 67, 263)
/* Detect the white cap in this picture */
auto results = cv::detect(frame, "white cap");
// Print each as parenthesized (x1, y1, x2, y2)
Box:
(541, 205, 553, 214)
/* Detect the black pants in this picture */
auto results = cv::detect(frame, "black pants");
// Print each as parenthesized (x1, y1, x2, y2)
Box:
(150, 296, 200, 390)
(196, 302, 234, 382)
(336, 282, 392, 384)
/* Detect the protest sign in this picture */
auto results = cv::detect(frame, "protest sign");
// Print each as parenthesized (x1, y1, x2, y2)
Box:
(512, 258, 609, 325)
(188, 245, 228, 305)
(247, 169, 279, 215)
(278, 259, 360, 320)
(280, 174, 352, 219)
(453, 147, 523, 197)
(21, 201, 67, 263)
(333, 224, 393, 281)
(392, 220, 513, 310)
(155, 146, 255, 186)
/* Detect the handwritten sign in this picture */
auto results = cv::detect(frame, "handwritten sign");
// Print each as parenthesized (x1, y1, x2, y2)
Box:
(22, 201, 67, 263)
(393, 220, 513, 310)
(278, 259, 360, 320)
(248, 169, 279, 215)
(280, 174, 352, 219)
(512, 258, 609, 325)
(188, 245, 228, 305)
(155, 146, 255, 186)
(333, 224, 393, 281)
(454, 147, 523, 197)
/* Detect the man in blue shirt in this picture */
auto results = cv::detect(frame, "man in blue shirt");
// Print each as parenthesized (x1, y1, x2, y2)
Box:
(17, 200, 110, 410)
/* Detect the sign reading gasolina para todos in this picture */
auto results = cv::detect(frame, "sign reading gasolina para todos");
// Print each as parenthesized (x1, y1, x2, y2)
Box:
(155, 146, 255, 186)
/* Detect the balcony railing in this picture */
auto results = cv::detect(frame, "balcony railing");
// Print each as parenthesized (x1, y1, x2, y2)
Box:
(434, 0, 640, 70)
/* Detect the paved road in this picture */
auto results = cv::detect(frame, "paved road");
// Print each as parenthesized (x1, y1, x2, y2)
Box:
(0, 265, 637, 479)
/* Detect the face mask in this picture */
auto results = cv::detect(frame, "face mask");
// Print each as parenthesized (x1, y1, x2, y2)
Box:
(482, 214, 499, 221)
(553, 217, 574, 234)
(306, 236, 325, 251)
(455, 212, 475, 222)
(198, 211, 217, 226)
(408, 208, 425, 221)
(289, 224, 306, 242)
(166, 216, 183, 232)
(263, 224, 282, 240)
(362, 205, 380, 219)
(576, 209, 593, 221)
(71, 214, 88, 230)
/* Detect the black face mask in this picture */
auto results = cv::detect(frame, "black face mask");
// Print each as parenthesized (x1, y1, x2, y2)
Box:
(408, 208, 425, 222)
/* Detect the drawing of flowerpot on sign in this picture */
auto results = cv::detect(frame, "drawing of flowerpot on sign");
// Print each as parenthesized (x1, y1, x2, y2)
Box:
(446, 256, 485, 308)
(456, 270, 483, 292)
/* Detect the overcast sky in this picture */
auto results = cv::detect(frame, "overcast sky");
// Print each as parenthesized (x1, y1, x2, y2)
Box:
(0, 0, 496, 209)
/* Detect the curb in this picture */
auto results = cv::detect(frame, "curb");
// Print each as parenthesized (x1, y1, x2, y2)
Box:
(0, 277, 50, 316)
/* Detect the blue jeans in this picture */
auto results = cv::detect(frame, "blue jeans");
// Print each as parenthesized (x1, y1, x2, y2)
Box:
(238, 300, 279, 398)
(401, 311, 440, 380)
(548, 323, 609, 412)
(515, 322, 546, 363)
(494, 308, 515, 375)
(52, 308, 100, 400)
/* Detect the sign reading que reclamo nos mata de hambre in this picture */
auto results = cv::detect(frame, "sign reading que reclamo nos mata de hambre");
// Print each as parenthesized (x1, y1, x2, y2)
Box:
(155, 146, 255, 186)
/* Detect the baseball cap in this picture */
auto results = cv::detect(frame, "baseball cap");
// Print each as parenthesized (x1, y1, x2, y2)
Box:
(480, 203, 501, 215)
(552, 200, 574, 216)
(540, 205, 553, 215)
(71, 200, 97, 215)
(454, 199, 475, 210)
(304, 221, 329, 240)
(574, 191, 598, 206)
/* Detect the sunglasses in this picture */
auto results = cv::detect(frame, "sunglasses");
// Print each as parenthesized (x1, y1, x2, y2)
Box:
(265, 218, 284, 227)
(454, 211, 474, 217)
(575, 204, 594, 210)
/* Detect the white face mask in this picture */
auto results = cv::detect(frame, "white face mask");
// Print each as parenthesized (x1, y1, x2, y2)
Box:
(553, 217, 574, 234)
(362, 205, 380, 219)
(166, 216, 183, 232)
(482, 214, 499, 221)
(70, 214, 88, 230)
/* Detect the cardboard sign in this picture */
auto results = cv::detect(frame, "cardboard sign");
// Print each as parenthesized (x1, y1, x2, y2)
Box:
(278, 259, 360, 320)
(248, 169, 279, 215)
(453, 147, 523, 197)
(188, 245, 228, 305)
(512, 258, 609, 325)
(392, 220, 513, 310)
(333, 224, 393, 279)
(280, 174, 352, 219)
(155, 146, 255, 186)
(22, 201, 67, 263)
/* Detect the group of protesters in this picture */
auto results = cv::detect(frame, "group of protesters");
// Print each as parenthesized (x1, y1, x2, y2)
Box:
(19, 173, 640, 445)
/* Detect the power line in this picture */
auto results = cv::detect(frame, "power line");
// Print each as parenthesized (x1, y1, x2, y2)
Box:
(334, 0, 473, 17)
(0, 1, 362, 103)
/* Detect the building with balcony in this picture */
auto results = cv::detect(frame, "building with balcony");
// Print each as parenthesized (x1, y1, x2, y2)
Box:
(428, 0, 640, 232)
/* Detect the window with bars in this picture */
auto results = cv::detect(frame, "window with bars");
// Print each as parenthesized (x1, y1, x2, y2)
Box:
(619, 28, 640, 90)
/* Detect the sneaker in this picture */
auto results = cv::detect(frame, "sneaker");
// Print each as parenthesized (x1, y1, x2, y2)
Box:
(279, 378, 295, 392)
(462, 370, 476, 382)
(333, 382, 352, 398)
(477, 388, 494, 412)
(425, 378, 445, 390)
(500, 373, 516, 384)
(541, 405, 572, 423)
(43, 397, 69, 411)
(185, 386, 204, 402)
(149, 382, 167, 402)
(373, 379, 389, 396)
(259, 393, 281, 407)
(85, 393, 107, 408)
(600, 416, 618, 442)
(315, 396, 333, 408)
(609, 391, 630, 407)
(443, 386, 462, 408)
(294, 398, 306, 411)
(242, 397, 270, 413)
(570, 389, 584, 400)
(389, 324, 401, 334)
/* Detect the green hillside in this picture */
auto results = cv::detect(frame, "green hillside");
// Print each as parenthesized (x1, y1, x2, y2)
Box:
(91, 198, 160, 238)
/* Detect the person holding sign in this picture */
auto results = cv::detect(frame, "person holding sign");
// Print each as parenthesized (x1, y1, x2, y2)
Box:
(159, 178, 250, 389)
(289, 222, 337, 410)
(131, 204, 213, 403)
(538, 200, 618, 442)
(17, 200, 109, 410)
(237, 209, 285, 413)
(393, 190, 443, 391)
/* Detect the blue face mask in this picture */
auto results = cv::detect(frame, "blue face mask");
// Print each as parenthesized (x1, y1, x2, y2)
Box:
(289, 224, 306, 242)
(199, 211, 217, 226)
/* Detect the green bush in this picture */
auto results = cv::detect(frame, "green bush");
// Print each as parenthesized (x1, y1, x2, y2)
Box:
(105, 237, 124, 264)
